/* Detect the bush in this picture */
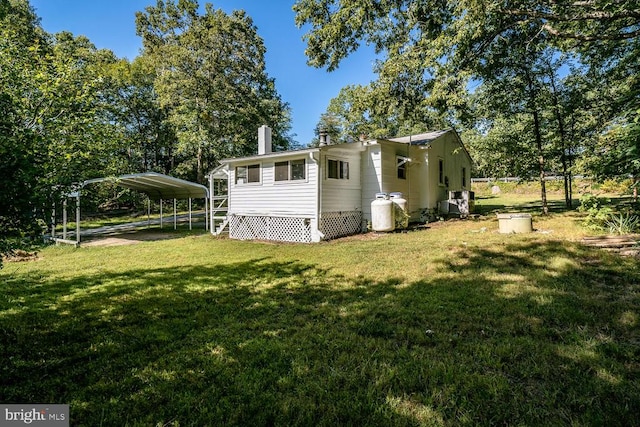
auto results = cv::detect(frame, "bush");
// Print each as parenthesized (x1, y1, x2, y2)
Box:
(592, 178, 635, 195)
(578, 193, 640, 234)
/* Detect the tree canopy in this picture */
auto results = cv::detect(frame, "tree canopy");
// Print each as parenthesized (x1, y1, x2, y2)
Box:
(136, 0, 293, 182)
(295, 0, 640, 210)
(0, 0, 293, 263)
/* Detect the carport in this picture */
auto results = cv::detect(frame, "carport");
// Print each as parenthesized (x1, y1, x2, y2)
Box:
(52, 173, 209, 245)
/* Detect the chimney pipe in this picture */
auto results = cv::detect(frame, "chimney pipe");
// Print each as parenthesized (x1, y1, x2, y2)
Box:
(319, 129, 330, 146)
(258, 125, 272, 155)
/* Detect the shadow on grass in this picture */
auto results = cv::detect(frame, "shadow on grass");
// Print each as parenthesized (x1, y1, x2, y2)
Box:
(1, 242, 639, 426)
(474, 196, 581, 216)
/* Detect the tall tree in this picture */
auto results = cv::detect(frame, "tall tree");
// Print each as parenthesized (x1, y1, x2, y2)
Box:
(105, 56, 176, 175)
(136, 0, 292, 183)
(294, 0, 640, 211)
(0, 0, 51, 263)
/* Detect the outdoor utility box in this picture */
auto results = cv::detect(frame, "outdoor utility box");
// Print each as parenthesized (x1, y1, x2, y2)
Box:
(496, 213, 533, 233)
(440, 190, 475, 216)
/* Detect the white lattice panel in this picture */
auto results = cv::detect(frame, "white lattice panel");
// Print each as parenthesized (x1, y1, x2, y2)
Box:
(320, 211, 362, 240)
(229, 215, 312, 243)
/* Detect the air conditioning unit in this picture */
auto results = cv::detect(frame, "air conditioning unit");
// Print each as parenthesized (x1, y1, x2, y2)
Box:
(440, 190, 475, 216)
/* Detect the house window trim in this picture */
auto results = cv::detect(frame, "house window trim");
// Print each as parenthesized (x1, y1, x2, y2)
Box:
(235, 163, 262, 185)
(274, 158, 308, 184)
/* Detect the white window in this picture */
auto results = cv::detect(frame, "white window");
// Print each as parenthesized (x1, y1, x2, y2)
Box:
(275, 159, 306, 181)
(328, 159, 349, 179)
(236, 164, 260, 184)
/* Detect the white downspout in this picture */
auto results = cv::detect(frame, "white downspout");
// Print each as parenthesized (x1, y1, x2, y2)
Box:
(310, 151, 324, 242)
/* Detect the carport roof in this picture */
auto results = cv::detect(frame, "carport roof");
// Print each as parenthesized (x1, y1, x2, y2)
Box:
(83, 173, 209, 200)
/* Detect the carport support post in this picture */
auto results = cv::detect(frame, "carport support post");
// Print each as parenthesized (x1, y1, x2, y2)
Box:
(62, 198, 68, 240)
(160, 199, 163, 229)
(51, 203, 56, 239)
(76, 192, 80, 244)
(209, 174, 213, 233)
(188, 198, 192, 230)
(173, 198, 177, 230)
(147, 197, 150, 228)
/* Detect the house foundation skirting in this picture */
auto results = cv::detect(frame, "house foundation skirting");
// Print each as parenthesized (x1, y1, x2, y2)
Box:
(229, 214, 312, 243)
(319, 211, 362, 240)
(228, 211, 362, 243)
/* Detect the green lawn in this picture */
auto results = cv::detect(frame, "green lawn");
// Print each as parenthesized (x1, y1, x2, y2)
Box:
(1, 195, 639, 426)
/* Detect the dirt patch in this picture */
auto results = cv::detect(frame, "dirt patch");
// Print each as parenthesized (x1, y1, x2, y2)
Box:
(81, 231, 178, 247)
(3, 249, 39, 263)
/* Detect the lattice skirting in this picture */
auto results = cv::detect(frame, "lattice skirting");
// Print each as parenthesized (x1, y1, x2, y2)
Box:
(229, 212, 363, 243)
(229, 215, 312, 243)
(319, 211, 362, 240)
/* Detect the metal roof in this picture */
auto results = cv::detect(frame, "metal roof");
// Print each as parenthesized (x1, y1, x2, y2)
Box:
(386, 129, 450, 145)
(83, 173, 209, 200)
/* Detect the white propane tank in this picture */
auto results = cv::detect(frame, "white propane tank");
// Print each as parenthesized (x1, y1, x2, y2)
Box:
(371, 193, 395, 232)
(390, 192, 408, 229)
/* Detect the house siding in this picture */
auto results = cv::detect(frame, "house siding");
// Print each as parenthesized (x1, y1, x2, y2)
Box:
(361, 145, 382, 221)
(228, 155, 318, 217)
(215, 129, 472, 242)
(362, 142, 414, 221)
(423, 132, 471, 209)
(361, 132, 473, 222)
(321, 150, 362, 212)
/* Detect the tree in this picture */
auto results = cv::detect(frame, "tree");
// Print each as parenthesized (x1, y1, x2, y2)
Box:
(294, 0, 639, 212)
(136, 0, 292, 183)
(0, 0, 51, 264)
(105, 56, 176, 175)
(1, 0, 139, 264)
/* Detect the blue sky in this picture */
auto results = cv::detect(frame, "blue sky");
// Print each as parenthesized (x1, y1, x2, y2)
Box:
(29, 0, 379, 146)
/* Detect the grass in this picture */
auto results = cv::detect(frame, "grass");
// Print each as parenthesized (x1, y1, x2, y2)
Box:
(1, 191, 639, 426)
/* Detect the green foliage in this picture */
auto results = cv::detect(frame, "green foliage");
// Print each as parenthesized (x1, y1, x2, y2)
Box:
(577, 193, 640, 233)
(0, 0, 51, 263)
(136, 0, 292, 182)
(593, 178, 636, 195)
(295, 0, 639, 213)
(605, 212, 640, 235)
(578, 194, 614, 230)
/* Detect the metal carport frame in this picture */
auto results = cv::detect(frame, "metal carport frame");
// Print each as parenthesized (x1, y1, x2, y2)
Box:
(53, 173, 210, 245)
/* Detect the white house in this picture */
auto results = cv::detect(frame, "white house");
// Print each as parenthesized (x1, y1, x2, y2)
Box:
(208, 125, 473, 243)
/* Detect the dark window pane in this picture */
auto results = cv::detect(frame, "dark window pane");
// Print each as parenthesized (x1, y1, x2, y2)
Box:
(328, 159, 338, 179)
(275, 161, 288, 181)
(291, 159, 305, 180)
(247, 164, 260, 182)
(341, 161, 349, 179)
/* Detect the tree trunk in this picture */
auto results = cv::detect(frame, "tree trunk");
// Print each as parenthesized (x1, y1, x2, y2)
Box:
(533, 108, 549, 215)
(548, 67, 572, 208)
(197, 144, 204, 184)
(525, 69, 549, 215)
